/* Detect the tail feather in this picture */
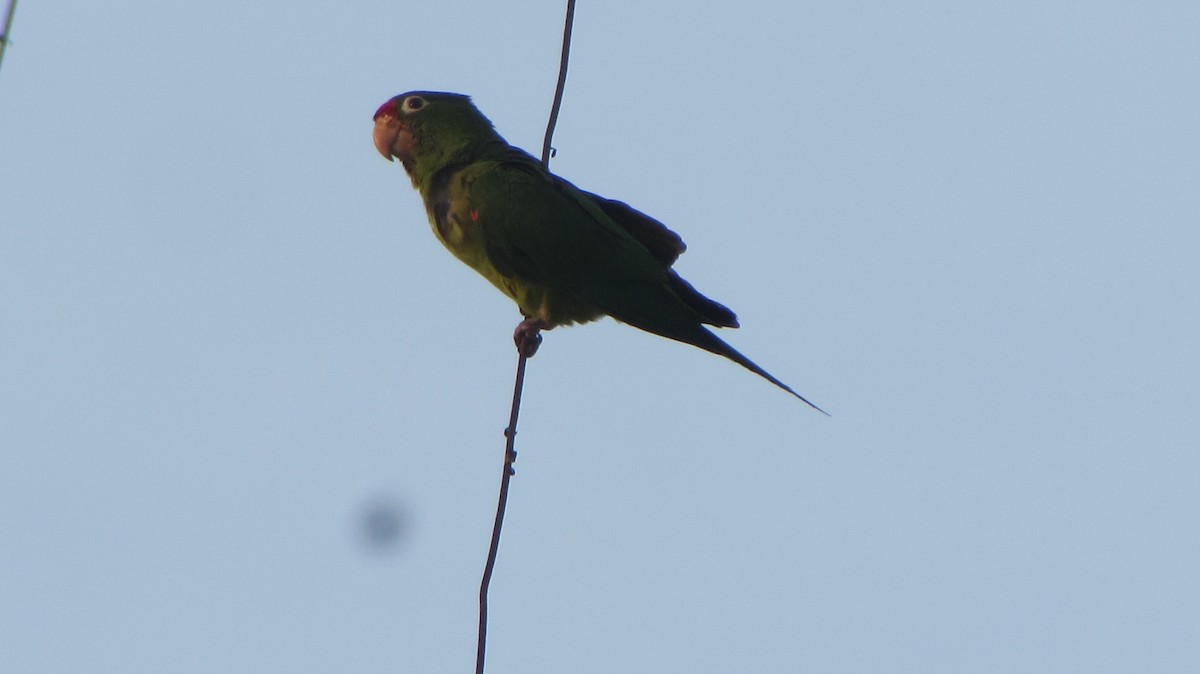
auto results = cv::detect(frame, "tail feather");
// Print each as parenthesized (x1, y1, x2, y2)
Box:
(691, 327, 829, 415)
(597, 283, 825, 413)
(625, 315, 827, 414)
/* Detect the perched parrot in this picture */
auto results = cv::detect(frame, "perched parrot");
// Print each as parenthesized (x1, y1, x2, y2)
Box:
(373, 91, 824, 413)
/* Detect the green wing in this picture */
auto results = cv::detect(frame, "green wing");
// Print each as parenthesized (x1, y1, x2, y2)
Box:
(581, 192, 686, 266)
(463, 160, 695, 329)
(459, 157, 739, 330)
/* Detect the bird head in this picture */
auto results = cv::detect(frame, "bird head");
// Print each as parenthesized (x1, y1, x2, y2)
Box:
(373, 91, 500, 182)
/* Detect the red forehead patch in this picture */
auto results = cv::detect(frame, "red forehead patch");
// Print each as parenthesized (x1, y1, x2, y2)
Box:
(373, 99, 399, 120)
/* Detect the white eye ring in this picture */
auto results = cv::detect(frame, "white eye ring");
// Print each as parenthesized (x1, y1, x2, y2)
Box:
(402, 96, 427, 113)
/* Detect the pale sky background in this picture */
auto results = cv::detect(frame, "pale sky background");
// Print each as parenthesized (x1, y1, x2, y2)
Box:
(2, 1, 1199, 672)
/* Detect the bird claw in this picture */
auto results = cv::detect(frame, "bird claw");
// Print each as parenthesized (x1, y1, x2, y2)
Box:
(513, 318, 547, 357)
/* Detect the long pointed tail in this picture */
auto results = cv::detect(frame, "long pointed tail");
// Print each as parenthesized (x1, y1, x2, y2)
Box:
(647, 321, 828, 415)
(699, 328, 829, 415)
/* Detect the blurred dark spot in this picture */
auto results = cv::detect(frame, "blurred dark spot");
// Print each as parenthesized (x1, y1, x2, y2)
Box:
(358, 496, 410, 554)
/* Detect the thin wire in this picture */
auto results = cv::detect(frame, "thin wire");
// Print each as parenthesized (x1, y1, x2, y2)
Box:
(475, 355, 529, 674)
(541, 0, 577, 167)
(476, 2, 577, 673)
(0, 0, 19, 75)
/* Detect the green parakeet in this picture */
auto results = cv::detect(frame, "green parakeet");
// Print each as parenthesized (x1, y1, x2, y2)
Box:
(373, 91, 824, 413)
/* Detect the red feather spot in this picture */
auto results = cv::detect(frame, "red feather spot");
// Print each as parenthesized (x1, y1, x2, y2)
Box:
(373, 99, 398, 120)
(470, 210, 480, 222)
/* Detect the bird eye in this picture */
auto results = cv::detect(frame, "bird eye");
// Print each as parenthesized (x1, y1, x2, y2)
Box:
(402, 96, 426, 113)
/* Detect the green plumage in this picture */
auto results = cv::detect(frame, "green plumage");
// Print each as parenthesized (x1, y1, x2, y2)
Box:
(373, 91, 823, 412)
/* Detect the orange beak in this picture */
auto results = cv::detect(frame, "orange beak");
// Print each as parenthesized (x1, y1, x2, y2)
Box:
(373, 113, 401, 161)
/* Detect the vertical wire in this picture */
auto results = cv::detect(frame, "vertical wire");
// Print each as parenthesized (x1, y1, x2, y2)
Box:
(476, 2, 578, 673)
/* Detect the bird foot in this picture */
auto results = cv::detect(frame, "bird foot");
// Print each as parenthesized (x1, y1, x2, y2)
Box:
(513, 318, 547, 358)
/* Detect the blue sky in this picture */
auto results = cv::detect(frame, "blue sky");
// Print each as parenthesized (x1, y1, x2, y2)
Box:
(2, 1, 1198, 672)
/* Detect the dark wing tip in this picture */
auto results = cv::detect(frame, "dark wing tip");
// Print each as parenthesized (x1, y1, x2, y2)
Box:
(667, 272, 739, 328)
